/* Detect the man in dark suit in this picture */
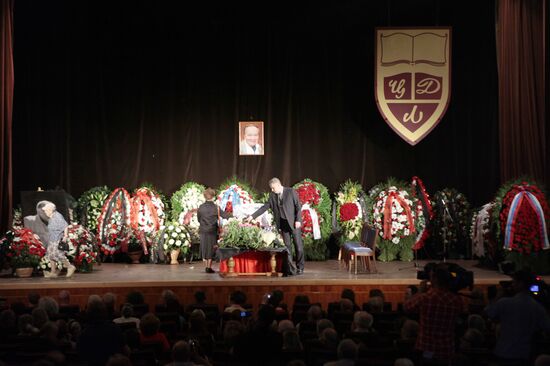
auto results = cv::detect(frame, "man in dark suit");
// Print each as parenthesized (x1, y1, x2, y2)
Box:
(248, 177, 304, 276)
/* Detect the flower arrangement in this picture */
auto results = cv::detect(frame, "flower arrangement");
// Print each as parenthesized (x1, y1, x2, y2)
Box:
(171, 182, 206, 242)
(157, 222, 192, 254)
(64, 224, 98, 271)
(2, 228, 46, 269)
(127, 230, 146, 252)
(97, 188, 132, 255)
(12, 208, 23, 230)
(293, 179, 332, 260)
(217, 177, 256, 215)
(431, 189, 471, 258)
(470, 202, 497, 260)
(411, 177, 433, 250)
(131, 186, 166, 240)
(335, 181, 365, 243)
(494, 180, 549, 255)
(366, 178, 424, 262)
(76, 186, 111, 234)
(219, 219, 282, 250)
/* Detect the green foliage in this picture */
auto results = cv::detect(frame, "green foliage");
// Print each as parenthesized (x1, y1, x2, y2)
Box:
(76, 186, 112, 234)
(335, 180, 365, 245)
(219, 220, 264, 250)
(431, 188, 471, 257)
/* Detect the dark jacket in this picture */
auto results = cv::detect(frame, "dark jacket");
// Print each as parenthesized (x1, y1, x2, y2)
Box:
(252, 187, 302, 228)
(197, 201, 231, 234)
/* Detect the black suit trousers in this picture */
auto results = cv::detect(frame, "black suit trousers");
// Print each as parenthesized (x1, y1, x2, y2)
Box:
(279, 219, 304, 274)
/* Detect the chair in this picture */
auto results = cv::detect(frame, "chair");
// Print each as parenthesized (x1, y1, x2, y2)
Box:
(347, 224, 378, 274)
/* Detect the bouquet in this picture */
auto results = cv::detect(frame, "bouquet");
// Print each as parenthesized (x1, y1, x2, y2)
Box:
(65, 224, 98, 270)
(171, 182, 206, 242)
(131, 186, 166, 240)
(367, 178, 425, 262)
(335, 180, 365, 243)
(76, 186, 111, 234)
(3, 228, 46, 269)
(97, 188, 132, 255)
(157, 222, 192, 254)
(12, 208, 23, 230)
(293, 179, 332, 260)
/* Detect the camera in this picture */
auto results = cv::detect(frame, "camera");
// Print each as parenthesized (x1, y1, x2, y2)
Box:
(240, 311, 251, 318)
(417, 262, 474, 292)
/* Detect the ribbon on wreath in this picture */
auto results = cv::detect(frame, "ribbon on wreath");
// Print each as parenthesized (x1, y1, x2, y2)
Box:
(302, 203, 321, 240)
(383, 191, 416, 241)
(220, 186, 242, 212)
(130, 189, 161, 234)
(97, 188, 131, 254)
(411, 177, 432, 250)
(472, 203, 493, 257)
(504, 189, 549, 250)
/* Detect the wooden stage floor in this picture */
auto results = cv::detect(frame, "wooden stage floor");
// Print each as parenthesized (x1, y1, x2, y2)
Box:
(0, 260, 520, 310)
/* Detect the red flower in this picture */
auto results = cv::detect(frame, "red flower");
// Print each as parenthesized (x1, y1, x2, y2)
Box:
(340, 202, 359, 222)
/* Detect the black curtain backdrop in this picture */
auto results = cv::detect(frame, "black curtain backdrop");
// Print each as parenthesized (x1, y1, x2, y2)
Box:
(12, 0, 499, 207)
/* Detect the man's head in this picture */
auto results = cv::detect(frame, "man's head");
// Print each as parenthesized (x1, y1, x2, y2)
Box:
(243, 125, 260, 147)
(269, 177, 283, 194)
(511, 269, 536, 293)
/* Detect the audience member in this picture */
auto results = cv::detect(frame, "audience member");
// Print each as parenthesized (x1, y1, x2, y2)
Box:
(103, 292, 117, 319)
(58, 290, 71, 306)
(399, 319, 419, 341)
(350, 311, 374, 333)
(282, 330, 303, 352)
(38, 297, 60, 319)
(0, 309, 17, 337)
(341, 289, 360, 312)
(486, 269, 550, 365)
(535, 354, 550, 366)
(28, 291, 41, 308)
(278, 319, 295, 333)
(105, 354, 132, 366)
(224, 291, 247, 313)
(139, 313, 170, 353)
(324, 339, 357, 366)
(393, 358, 414, 366)
(77, 295, 127, 366)
(404, 265, 463, 363)
(113, 303, 140, 327)
(18, 313, 38, 336)
(32, 307, 49, 329)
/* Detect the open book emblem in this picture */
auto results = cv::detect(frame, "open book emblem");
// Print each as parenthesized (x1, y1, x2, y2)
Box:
(375, 28, 451, 145)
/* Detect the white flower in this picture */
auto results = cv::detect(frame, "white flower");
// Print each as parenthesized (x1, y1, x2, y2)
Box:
(176, 228, 181, 233)
(168, 239, 175, 245)
(168, 225, 174, 231)
(163, 244, 168, 250)
(392, 237, 400, 244)
(176, 240, 182, 247)
(171, 232, 177, 238)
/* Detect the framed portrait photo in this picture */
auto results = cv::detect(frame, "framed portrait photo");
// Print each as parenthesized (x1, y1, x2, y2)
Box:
(239, 121, 264, 156)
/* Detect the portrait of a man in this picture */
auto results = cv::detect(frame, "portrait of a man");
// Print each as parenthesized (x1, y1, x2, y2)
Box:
(239, 121, 264, 155)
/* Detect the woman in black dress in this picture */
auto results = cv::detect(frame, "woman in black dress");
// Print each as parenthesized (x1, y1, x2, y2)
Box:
(197, 188, 231, 273)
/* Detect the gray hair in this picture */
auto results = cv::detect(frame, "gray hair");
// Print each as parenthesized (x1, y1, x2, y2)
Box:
(353, 311, 373, 330)
(268, 177, 281, 186)
(337, 339, 358, 360)
(38, 296, 59, 318)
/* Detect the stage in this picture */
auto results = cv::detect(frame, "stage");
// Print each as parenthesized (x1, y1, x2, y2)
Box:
(0, 260, 522, 311)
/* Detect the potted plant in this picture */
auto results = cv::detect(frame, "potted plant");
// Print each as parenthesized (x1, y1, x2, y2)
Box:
(157, 222, 191, 265)
(127, 231, 145, 264)
(3, 228, 46, 277)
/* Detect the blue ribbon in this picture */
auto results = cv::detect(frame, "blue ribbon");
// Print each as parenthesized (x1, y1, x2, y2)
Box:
(220, 187, 242, 211)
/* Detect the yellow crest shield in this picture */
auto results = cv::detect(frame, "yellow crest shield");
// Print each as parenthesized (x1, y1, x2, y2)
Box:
(375, 28, 451, 145)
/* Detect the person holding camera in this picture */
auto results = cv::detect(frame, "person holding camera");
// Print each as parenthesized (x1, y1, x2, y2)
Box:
(486, 270, 550, 365)
(403, 266, 463, 363)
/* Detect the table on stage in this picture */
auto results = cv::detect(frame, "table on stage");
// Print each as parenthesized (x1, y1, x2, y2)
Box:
(216, 247, 287, 277)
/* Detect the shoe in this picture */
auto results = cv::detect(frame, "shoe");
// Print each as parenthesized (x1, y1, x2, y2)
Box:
(205, 267, 216, 274)
(296, 270, 304, 275)
(44, 270, 58, 278)
(66, 265, 76, 278)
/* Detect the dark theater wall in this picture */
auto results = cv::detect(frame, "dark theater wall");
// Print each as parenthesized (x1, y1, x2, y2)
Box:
(12, 0, 499, 205)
